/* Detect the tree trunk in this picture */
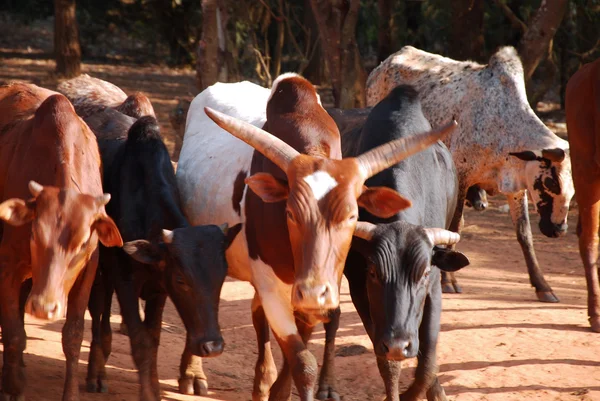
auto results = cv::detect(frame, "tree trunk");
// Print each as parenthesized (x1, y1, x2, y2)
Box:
(196, 0, 219, 91)
(310, 0, 366, 108)
(302, 0, 323, 85)
(518, 0, 568, 84)
(377, 0, 393, 63)
(449, 0, 484, 62)
(54, 0, 81, 78)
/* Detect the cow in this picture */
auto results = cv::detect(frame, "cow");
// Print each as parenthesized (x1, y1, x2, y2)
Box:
(316, 85, 470, 401)
(57, 77, 241, 400)
(57, 73, 155, 119)
(0, 82, 123, 401)
(366, 46, 574, 303)
(176, 74, 456, 400)
(565, 57, 600, 333)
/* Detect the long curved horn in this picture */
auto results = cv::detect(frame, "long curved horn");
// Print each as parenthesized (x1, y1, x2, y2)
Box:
(354, 221, 378, 241)
(204, 107, 299, 172)
(424, 228, 460, 246)
(356, 119, 458, 180)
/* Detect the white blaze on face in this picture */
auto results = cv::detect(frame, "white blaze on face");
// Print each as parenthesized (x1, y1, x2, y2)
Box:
(303, 171, 338, 201)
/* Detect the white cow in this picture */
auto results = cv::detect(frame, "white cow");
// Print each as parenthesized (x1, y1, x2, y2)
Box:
(367, 46, 574, 302)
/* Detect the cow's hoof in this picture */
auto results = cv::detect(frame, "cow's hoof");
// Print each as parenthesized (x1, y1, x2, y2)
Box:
(441, 283, 455, 294)
(536, 291, 559, 303)
(193, 378, 209, 396)
(98, 379, 108, 393)
(178, 377, 194, 395)
(0, 393, 25, 401)
(590, 316, 600, 333)
(86, 380, 97, 393)
(452, 282, 463, 293)
(316, 387, 341, 401)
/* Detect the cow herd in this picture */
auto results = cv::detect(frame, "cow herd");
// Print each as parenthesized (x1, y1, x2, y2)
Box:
(0, 46, 597, 401)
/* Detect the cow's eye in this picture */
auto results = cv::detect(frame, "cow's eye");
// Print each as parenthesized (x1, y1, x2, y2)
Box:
(286, 209, 296, 223)
(422, 266, 431, 280)
(347, 214, 358, 223)
(174, 273, 188, 288)
(368, 267, 377, 281)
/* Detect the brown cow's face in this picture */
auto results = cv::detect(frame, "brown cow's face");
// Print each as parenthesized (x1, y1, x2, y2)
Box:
(0, 184, 122, 320)
(246, 156, 411, 313)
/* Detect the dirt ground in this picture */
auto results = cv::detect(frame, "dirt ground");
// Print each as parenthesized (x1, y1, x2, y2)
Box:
(1, 45, 599, 401)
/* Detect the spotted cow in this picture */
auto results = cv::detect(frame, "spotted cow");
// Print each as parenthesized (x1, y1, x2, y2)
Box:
(367, 46, 574, 303)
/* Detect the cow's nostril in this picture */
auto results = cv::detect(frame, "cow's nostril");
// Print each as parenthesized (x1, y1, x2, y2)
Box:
(400, 341, 411, 357)
(317, 285, 329, 305)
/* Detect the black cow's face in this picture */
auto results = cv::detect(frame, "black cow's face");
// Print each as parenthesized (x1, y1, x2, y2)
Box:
(124, 223, 242, 357)
(354, 221, 468, 361)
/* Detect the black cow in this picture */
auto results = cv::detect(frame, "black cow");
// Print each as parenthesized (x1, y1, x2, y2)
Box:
(83, 112, 241, 401)
(465, 185, 488, 211)
(317, 85, 469, 401)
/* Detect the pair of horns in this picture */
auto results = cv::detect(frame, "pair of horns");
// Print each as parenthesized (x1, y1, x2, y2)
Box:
(353, 221, 460, 246)
(204, 107, 457, 179)
(28, 180, 111, 207)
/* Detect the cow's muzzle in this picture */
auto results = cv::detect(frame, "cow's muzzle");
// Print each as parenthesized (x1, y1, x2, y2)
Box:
(539, 219, 568, 238)
(26, 294, 65, 321)
(292, 280, 338, 311)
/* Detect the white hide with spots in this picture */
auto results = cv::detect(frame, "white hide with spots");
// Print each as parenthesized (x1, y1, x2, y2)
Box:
(177, 78, 305, 340)
(367, 46, 574, 226)
(177, 81, 269, 282)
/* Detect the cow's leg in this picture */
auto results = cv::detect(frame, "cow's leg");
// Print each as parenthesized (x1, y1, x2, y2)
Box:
(344, 260, 401, 401)
(253, 264, 317, 401)
(99, 280, 114, 389)
(178, 345, 208, 396)
(442, 185, 466, 293)
(576, 189, 600, 332)
(86, 271, 109, 393)
(142, 292, 167, 398)
(401, 285, 445, 401)
(113, 274, 158, 401)
(18, 279, 32, 369)
(62, 254, 100, 401)
(251, 293, 277, 401)
(316, 307, 340, 401)
(507, 190, 558, 303)
(0, 273, 27, 401)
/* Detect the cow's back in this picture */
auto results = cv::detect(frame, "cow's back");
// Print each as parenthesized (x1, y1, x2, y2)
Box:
(176, 81, 270, 281)
(566, 58, 600, 174)
(342, 85, 458, 229)
(0, 84, 102, 201)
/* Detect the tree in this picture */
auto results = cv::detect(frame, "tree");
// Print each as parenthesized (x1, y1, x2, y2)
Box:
(196, 0, 220, 91)
(54, 0, 81, 78)
(309, 0, 366, 108)
(517, 0, 568, 83)
(449, 0, 484, 61)
(377, 0, 393, 63)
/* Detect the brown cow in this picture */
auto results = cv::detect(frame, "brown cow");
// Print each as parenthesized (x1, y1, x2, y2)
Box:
(0, 83, 123, 401)
(177, 74, 457, 400)
(566, 57, 600, 333)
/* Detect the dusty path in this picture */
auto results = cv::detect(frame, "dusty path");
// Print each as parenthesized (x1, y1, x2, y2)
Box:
(6, 196, 600, 401)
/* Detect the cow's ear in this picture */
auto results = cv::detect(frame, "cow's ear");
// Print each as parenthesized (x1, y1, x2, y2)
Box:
(123, 240, 165, 266)
(509, 151, 539, 162)
(245, 173, 289, 203)
(432, 248, 470, 272)
(93, 214, 123, 247)
(358, 186, 411, 218)
(0, 198, 35, 226)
